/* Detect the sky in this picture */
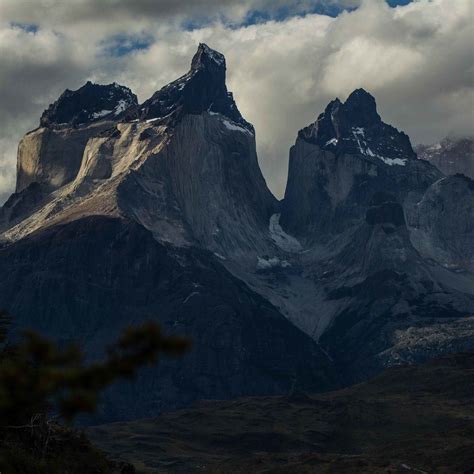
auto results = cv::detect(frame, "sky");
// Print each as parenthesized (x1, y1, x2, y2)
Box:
(0, 0, 473, 201)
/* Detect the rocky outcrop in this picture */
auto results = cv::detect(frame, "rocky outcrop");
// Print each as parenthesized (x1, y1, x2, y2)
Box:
(40, 81, 137, 128)
(135, 44, 252, 132)
(317, 192, 474, 380)
(281, 89, 441, 242)
(410, 174, 474, 271)
(299, 89, 415, 162)
(118, 113, 276, 259)
(16, 121, 114, 193)
(16, 82, 137, 194)
(416, 136, 474, 179)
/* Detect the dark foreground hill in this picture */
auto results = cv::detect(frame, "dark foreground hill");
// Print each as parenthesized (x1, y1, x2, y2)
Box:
(88, 352, 474, 474)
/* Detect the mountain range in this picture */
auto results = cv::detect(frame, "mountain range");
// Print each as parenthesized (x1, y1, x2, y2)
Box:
(0, 44, 473, 424)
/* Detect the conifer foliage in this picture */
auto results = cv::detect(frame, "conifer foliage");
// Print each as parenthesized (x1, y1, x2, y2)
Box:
(0, 310, 190, 472)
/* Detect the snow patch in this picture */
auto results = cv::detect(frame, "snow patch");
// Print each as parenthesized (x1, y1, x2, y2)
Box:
(92, 109, 112, 119)
(114, 99, 130, 116)
(257, 256, 291, 271)
(379, 156, 407, 166)
(182, 292, 199, 305)
(352, 127, 407, 166)
(209, 112, 253, 136)
(221, 118, 253, 135)
(325, 138, 338, 146)
(269, 213, 302, 253)
(428, 143, 442, 151)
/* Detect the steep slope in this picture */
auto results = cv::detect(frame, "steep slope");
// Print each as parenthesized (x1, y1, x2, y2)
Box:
(416, 136, 474, 179)
(410, 174, 474, 271)
(318, 193, 474, 380)
(88, 352, 474, 474)
(0, 216, 337, 423)
(2, 44, 277, 262)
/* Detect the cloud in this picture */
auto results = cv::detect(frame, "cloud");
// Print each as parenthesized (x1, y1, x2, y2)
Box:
(0, 0, 360, 27)
(0, 0, 472, 202)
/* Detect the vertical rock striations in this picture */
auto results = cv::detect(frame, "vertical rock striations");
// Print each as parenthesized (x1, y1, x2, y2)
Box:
(282, 89, 441, 242)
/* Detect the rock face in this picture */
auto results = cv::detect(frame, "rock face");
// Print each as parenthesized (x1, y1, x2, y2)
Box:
(16, 121, 113, 194)
(7, 44, 276, 262)
(298, 89, 415, 163)
(16, 82, 137, 194)
(40, 81, 137, 128)
(281, 89, 441, 242)
(416, 136, 474, 179)
(410, 174, 474, 271)
(318, 192, 474, 380)
(1, 45, 473, 423)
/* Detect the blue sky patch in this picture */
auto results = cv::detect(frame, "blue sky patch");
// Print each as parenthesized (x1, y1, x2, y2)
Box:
(10, 22, 38, 33)
(233, 0, 413, 29)
(100, 33, 154, 57)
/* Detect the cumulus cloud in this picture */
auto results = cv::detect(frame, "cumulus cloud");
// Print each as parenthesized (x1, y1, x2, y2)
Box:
(0, 0, 472, 201)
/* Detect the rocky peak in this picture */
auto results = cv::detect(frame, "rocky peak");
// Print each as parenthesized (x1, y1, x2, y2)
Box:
(415, 136, 474, 179)
(191, 43, 226, 74)
(343, 89, 381, 127)
(299, 88, 415, 165)
(40, 81, 138, 128)
(138, 44, 253, 132)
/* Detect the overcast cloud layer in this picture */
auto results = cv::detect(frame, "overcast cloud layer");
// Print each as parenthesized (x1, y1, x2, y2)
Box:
(0, 0, 473, 201)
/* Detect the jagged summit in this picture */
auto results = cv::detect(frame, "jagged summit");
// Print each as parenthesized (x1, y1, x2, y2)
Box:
(343, 89, 381, 126)
(40, 81, 137, 128)
(299, 88, 415, 165)
(137, 44, 253, 132)
(191, 43, 226, 72)
(415, 136, 474, 178)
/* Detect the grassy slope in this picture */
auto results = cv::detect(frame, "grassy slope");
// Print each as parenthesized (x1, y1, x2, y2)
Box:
(88, 352, 474, 473)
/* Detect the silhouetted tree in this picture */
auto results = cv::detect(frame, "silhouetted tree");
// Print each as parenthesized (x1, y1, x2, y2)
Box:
(0, 310, 190, 472)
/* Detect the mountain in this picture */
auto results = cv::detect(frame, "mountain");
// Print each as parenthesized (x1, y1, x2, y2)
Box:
(416, 136, 474, 179)
(2, 44, 277, 262)
(0, 45, 473, 423)
(281, 88, 441, 241)
(271, 90, 474, 381)
(0, 45, 335, 423)
(87, 351, 474, 474)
